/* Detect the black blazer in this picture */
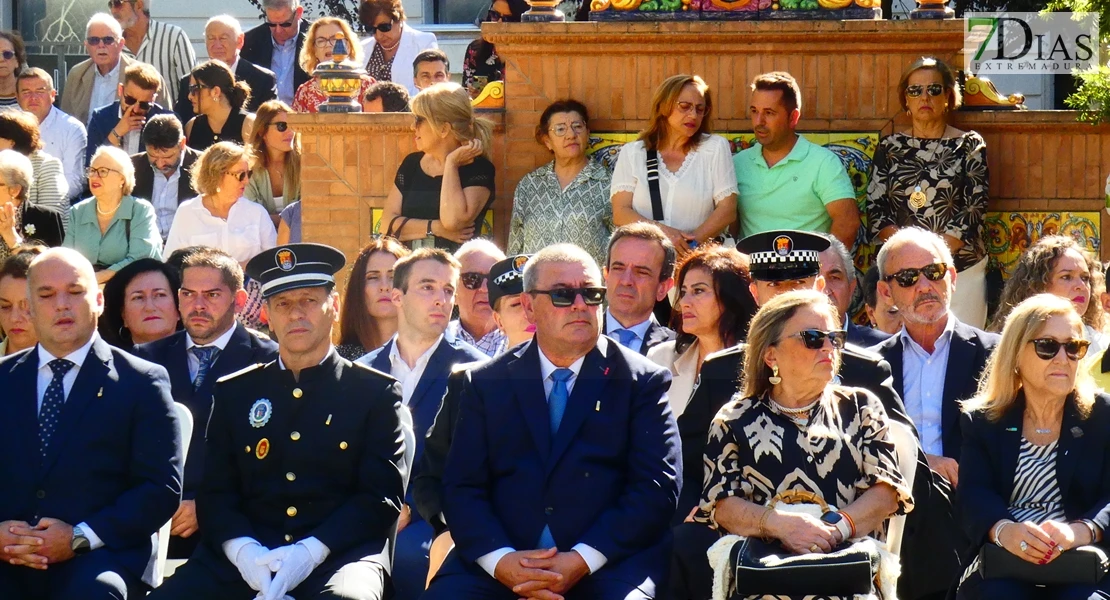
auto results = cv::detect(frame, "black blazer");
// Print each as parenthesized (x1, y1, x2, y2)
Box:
(18, 202, 65, 247)
(241, 20, 310, 96)
(173, 59, 278, 124)
(873, 318, 1001, 460)
(129, 147, 201, 207)
(960, 393, 1110, 550)
(602, 312, 676, 357)
(848, 321, 891, 347)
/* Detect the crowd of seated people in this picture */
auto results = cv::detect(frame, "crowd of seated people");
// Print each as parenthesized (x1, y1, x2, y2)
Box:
(2, 23, 1110, 600)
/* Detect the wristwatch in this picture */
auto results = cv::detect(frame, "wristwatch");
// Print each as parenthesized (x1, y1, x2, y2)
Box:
(71, 525, 91, 555)
(426, 220, 434, 237)
(820, 510, 852, 541)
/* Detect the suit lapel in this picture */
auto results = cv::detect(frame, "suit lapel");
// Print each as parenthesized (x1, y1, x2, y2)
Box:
(41, 339, 112, 475)
(165, 334, 193, 398)
(886, 337, 905, 399)
(9, 351, 39, 464)
(511, 342, 550, 464)
(942, 326, 977, 448)
(548, 341, 610, 470)
(409, 341, 453, 411)
(370, 340, 393, 374)
(179, 151, 198, 201)
(1056, 397, 1084, 495)
(641, 320, 664, 356)
(997, 399, 1024, 499)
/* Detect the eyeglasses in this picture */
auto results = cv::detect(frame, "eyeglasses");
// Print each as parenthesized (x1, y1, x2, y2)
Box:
(676, 101, 707, 116)
(530, 286, 606, 308)
(107, 0, 137, 7)
(883, 262, 948, 288)
(0, 51, 14, 61)
(548, 121, 587, 137)
(314, 36, 338, 48)
(270, 121, 289, 132)
(1029, 338, 1090, 361)
(122, 94, 151, 112)
(784, 329, 847, 350)
(460, 272, 489, 290)
(86, 166, 121, 178)
(225, 170, 249, 182)
(371, 21, 394, 33)
(86, 36, 117, 47)
(188, 83, 208, 95)
(906, 83, 945, 98)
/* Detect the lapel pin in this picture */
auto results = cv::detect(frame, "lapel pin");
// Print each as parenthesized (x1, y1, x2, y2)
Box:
(602, 367, 609, 376)
(595, 401, 601, 412)
(255, 438, 270, 459)
(97, 388, 103, 397)
(326, 414, 332, 426)
(1072, 427, 1084, 438)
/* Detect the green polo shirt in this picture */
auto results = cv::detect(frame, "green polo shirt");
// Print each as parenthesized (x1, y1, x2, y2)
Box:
(734, 135, 856, 238)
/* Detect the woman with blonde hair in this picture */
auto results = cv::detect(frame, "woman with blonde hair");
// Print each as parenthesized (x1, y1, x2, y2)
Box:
(244, 100, 301, 222)
(293, 16, 374, 113)
(185, 60, 254, 151)
(380, 82, 495, 252)
(956, 294, 1110, 599)
(611, 74, 737, 258)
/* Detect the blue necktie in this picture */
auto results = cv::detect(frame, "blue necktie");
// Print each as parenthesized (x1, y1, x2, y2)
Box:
(39, 359, 74, 458)
(538, 368, 574, 549)
(191, 346, 220, 391)
(613, 328, 638, 348)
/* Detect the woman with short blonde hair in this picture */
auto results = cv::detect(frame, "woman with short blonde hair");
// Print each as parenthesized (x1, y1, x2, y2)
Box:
(293, 17, 374, 113)
(0, 149, 64, 260)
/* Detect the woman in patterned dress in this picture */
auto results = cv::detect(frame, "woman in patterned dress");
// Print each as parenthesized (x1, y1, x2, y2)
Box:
(956, 294, 1110, 599)
(292, 17, 374, 114)
(691, 289, 912, 599)
(866, 57, 990, 328)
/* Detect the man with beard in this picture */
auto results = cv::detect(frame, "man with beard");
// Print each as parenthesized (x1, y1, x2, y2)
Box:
(129, 114, 200, 241)
(132, 247, 278, 558)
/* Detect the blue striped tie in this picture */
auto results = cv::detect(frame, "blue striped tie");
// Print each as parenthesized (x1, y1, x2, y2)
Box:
(538, 368, 574, 549)
(191, 346, 220, 392)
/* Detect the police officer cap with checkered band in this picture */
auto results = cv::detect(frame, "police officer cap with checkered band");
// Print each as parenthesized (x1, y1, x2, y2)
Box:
(737, 230, 830, 282)
(488, 254, 531, 310)
(246, 243, 347, 298)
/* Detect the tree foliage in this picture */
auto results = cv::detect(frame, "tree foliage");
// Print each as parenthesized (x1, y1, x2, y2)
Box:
(1044, 0, 1110, 122)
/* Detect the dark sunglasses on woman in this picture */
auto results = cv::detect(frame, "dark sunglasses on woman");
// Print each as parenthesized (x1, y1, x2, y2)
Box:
(225, 170, 249, 182)
(371, 21, 394, 33)
(883, 262, 948, 288)
(1029, 338, 1090, 361)
(0, 51, 14, 60)
(485, 9, 508, 22)
(906, 83, 945, 98)
(785, 329, 847, 350)
(460, 272, 489, 290)
(530, 287, 606, 308)
(270, 121, 289, 132)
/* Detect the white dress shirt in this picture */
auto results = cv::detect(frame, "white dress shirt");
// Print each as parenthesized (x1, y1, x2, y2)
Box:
(475, 344, 607, 577)
(899, 314, 956, 457)
(88, 61, 121, 124)
(38, 106, 87, 197)
(36, 335, 104, 550)
(150, 162, 182, 239)
(163, 196, 277, 262)
(185, 325, 237, 381)
(385, 335, 443, 406)
(604, 310, 653, 354)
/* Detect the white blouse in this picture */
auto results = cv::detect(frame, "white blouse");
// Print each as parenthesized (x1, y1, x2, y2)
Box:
(164, 196, 277, 263)
(610, 134, 738, 233)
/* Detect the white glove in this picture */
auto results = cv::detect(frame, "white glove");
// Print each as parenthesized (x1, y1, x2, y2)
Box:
(256, 543, 321, 600)
(233, 542, 273, 595)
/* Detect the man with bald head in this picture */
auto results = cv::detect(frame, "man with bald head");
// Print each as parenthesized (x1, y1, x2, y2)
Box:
(174, 15, 277, 124)
(0, 248, 181, 599)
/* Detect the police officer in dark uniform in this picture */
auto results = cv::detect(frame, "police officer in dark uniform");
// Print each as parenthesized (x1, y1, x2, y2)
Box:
(149, 243, 408, 600)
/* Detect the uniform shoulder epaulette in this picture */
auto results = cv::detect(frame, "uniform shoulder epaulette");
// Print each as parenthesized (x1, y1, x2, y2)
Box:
(216, 362, 265, 383)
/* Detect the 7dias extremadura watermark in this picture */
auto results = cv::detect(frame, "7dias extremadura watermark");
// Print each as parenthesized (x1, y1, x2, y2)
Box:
(965, 12, 1100, 75)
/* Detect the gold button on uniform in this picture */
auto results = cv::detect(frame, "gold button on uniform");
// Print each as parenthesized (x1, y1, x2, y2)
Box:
(287, 506, 298, 517)
(284, 534, 292, 542)
(245, 446, 251, 453)
(293, 388, 303, 399)
(339, 441, 348, 450)
(286, 472, 296, 481)
(290, 431, 301, 441)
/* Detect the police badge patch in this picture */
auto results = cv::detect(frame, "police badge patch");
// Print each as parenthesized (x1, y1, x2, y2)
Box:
(249, 398, 273, 428)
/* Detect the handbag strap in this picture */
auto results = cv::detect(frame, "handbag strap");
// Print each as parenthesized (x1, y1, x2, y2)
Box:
(645, 148, 664, 222)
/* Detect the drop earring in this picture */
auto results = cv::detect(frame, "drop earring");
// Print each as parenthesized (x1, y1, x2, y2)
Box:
(769, 364, 782, 385)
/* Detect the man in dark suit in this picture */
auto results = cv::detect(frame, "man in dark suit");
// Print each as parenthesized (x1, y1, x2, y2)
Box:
(132, 248, 278, 559)
(85, 62, 172, 167)
(241, 0, 309, 106)
(149, 242, 406, 600)
(602, 223, 677, 358)
(174, 15, 277, 125)
(423, 243, 681, 600)
(0, 247, 181, 599)
(129, 114, 200, 240)
(357, 247, 486, 600)
(815, 233, 891, 347)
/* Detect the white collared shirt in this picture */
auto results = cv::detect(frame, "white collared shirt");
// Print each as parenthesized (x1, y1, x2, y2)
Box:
(150, 160, 182, 239)
(386, 335, 444, 406)
(39, 106, 87, 197)
(185, 325, 237, 382)
(604, 310, 653, 354)
(116, 104, 141, 155)
(89, 61, 121, 124)
(163, 196, 277, 262)
(899, 313, 957, 456)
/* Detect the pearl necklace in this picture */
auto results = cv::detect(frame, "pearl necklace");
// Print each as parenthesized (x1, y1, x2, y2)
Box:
(95, 201, 119, 216)
(770, 397, 819, 415)
(380, 24, 402, 53)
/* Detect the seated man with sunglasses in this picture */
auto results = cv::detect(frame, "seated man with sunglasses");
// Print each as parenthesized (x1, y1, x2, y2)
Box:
(446, 240, 507, 358)
(422, 243, 680, 600)
(356, 247, 485, 600)
(85, 62, 171, 168)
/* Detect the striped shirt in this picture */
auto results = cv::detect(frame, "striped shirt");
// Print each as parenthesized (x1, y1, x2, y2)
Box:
(28, 151, 70, 229)
(125, 20, 195, 107)
(1009, 438, 1067, 523)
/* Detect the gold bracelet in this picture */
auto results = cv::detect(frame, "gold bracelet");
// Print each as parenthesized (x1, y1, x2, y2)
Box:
(757, 507, 773, 540)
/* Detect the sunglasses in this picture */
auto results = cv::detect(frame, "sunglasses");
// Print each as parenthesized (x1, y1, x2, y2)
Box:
(784, 329, 847, 350)
(0, 51, 14, 61)
(122, 94, 151, 111)
(188, 83, 208, 95)
(266, 19, 296, 28)
(1029, 338, 1090, 361)
(460, 272, 489, 290)
(906, 83, 945, 98)
(225, 170, 249, 182)
(107, 0, 136, 7)
(86, 36, 117, 46)
(270, 121, 289, 132)
(530, 286, 606, 308)
(371, 21, 394, 33)
(485, 9, 508, 21)
(883, 262, 948, 288)
(86, 166, 120, 178)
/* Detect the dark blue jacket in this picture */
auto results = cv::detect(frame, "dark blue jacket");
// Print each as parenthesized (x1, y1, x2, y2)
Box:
(86, 100, 172, 167)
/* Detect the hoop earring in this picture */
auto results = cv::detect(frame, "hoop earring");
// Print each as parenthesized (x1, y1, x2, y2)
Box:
(768, 364, 782, 386)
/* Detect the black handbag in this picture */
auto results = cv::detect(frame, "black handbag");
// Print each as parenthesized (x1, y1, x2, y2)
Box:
(979, 543, 1109, 585)
(730, 535, 879, 597)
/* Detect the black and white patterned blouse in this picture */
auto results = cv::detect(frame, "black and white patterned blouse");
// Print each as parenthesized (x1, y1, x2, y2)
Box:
(1009, 438, 1067, 523)
(365, 44, 393, 84)
(865, 131, 989, 272)
(508, 160, 612, 267)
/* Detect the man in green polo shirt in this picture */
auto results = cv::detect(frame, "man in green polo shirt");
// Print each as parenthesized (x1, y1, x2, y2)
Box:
(735, 71, 860, 248)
